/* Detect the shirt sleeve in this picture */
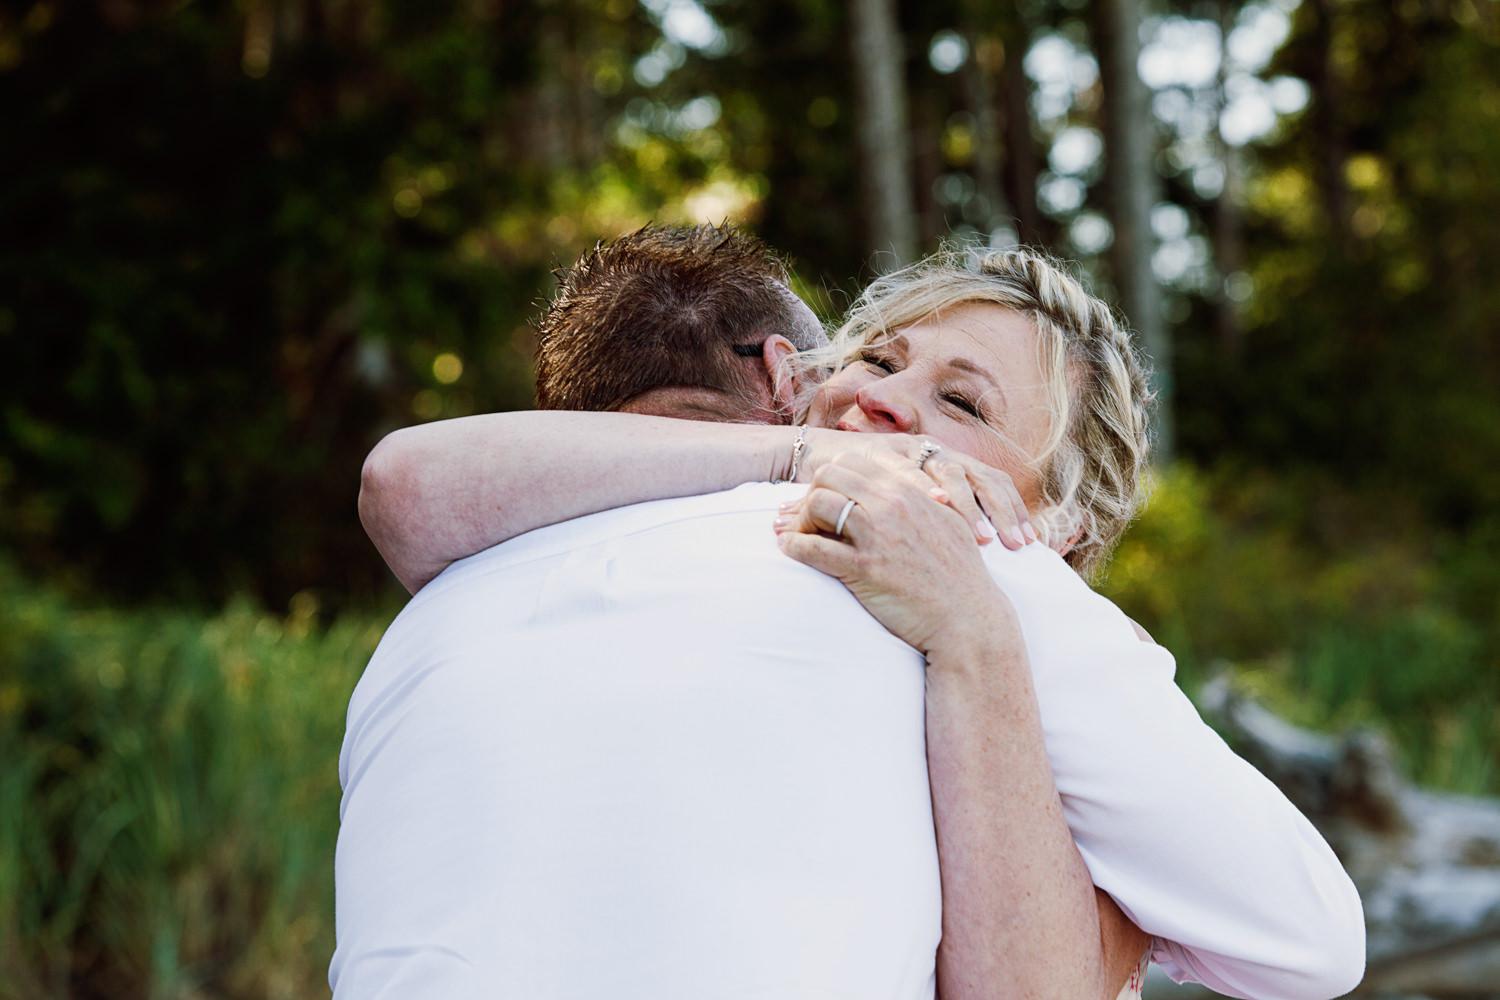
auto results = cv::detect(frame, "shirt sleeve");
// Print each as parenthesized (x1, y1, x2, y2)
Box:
(987, 546, 1366, 1000)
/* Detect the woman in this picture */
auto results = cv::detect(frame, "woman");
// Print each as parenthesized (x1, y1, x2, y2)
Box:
(359, 248, 1365, 999)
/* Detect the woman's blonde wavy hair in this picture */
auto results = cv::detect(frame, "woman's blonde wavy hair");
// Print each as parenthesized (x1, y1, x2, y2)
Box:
(792, 246, 1155, 580)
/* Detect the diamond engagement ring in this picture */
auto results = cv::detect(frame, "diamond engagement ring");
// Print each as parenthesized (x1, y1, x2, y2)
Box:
(834, 498, 858, 538)
(916, 439, 942, 471)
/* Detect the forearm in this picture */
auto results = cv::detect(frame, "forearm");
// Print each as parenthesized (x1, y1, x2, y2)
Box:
(925, 613, 1143, 1000)
(359, 410, 793, 592)
(1014, 613, 1365, 998)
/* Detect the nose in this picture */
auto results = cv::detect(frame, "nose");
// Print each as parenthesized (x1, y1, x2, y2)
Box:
(855, 379, 917, 433)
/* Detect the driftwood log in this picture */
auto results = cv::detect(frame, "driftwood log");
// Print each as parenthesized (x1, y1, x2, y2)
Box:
(1146, 673, 1500, 998)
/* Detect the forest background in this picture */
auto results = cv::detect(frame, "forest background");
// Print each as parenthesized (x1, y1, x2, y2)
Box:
(1, 0, 1497, 995)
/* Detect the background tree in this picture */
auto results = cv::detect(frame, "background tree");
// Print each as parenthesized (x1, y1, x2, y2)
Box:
(1095, 0, 1173, 459)
(848, 0, 919, 265)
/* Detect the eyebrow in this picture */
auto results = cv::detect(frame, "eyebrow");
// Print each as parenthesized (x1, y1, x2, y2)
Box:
(946, 356, 1000, 388)
(884, 333, 1006, 396)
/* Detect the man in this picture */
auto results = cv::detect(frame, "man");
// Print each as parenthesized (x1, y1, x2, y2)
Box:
(335, 226, 1363, 999)
(339, 226, 966, 999)
(532, 224, 826, 423)
(364, 225, 826, 595)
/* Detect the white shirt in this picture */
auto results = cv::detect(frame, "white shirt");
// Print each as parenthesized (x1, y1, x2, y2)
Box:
(332, 483, 1364, 1000)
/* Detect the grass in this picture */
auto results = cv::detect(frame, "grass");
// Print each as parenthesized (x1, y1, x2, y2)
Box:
(0, 573, 381, 998)
(1, 464, 1494, 995)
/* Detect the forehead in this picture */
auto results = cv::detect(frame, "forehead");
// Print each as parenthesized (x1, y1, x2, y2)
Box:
(890, 301, 1037, 373)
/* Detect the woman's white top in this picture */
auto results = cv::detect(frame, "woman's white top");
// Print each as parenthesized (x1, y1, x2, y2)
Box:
(332, 483, 1364, 1000)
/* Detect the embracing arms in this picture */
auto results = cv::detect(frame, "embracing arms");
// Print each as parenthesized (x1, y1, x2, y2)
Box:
(359, 411, 1033, 592)
(924, 617, 1150, 999)
(775, 457, 1148, 999)
(776, 452, 1365, 1000)
(990, 551, 1368, 999)
(360, 415, 1135, 994)
(359, 413, 1365, 996)
(359, 412, 794, 592)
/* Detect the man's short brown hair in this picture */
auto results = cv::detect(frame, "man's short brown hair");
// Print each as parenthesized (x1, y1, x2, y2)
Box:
(534, 224, 825, 412)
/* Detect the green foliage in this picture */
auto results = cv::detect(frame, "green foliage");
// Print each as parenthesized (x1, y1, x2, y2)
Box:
(0, 0, 753, 607)
(2, 0, 1496, 613)
(0, 564, 379, 997)
(1180, 2, 1500, 522)
(3, 465, 1496, 993)
(1101, 466, 1500, 795)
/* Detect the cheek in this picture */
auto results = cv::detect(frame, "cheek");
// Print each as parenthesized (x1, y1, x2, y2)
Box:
(807, 367, 879, 427)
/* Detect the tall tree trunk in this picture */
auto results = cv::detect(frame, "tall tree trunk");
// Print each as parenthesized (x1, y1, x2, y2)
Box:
(531, 10, 571, 170)
(566, 12, 604, 165)
(849, 0, 918, 267)
(998, 17, 1046, 246)
(910, 86, 946, 246)
(1308, 0, 1350, 246)
(1214, 0, 1245, 361)
(959, 0, 1010, 241)
(1095, 0, 1173, 461)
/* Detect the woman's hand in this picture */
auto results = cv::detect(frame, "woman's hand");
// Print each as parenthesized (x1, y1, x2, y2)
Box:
(797, 429, 1038, 550)
(772, 449, 1014, 656)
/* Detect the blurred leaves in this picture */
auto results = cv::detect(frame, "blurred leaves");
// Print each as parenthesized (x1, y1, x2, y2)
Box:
(1, 0, 1493, 611)
(1102, 467, 1500, 795)
(0, 562, 381, 997)
(0, 0, 770, 606)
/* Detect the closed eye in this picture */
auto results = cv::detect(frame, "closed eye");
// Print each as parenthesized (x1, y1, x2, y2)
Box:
(858, 350, 899, 375)
(942, 391, 982, 419)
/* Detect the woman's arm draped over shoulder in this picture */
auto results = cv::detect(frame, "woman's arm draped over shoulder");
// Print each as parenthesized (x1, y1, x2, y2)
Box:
(358, 411, 795, 592)
(925, 617, 1150, 1000)
(993, 551, 1367, 1000)
(774, 452, 1148, 998)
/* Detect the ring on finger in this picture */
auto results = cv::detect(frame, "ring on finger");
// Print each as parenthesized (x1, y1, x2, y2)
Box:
(834, 498, 858, 538)
(916, 439, 942, 472)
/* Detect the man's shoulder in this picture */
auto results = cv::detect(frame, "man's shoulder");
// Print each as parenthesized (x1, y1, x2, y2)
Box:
(414, 481, 805, 604)
(982, 542, 1177, 682)
(979, 540, 1085, 591)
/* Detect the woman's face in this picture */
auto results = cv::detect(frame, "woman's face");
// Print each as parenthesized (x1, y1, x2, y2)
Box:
(806, 302, 1054, 506)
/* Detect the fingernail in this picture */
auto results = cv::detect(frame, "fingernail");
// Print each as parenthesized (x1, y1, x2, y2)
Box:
(928, 486, 949, 503)
(1023, 522, 1038, 544)
(1008, 526, 1026, 547)
(975, 518, 998, 542)
(778, 501, 796, 513)
(772, 517, 788, 532)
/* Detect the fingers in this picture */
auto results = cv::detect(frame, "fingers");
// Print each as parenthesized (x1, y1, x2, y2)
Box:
(923, 457, 1006, 548)
(779, 486, 868, 541)
(775, 445, 1027, 550)
(775, 529, 858, 580)
(967, 466, 1036, 548)
(773, 460, 877, 538)
(910, 445, 1036, 549)
(810, 452, 985, 545)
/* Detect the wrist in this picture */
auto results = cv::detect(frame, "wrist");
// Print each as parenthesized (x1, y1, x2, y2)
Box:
(755, 424, 799, 483)
(923, 587, 1023, 676)
(780, 424, 809, 483)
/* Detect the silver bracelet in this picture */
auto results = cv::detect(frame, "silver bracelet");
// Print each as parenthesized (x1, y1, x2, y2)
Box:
(779, 425, 808, 483)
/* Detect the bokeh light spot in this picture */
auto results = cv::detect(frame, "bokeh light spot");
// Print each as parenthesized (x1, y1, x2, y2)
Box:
(432, 353, 464, 385)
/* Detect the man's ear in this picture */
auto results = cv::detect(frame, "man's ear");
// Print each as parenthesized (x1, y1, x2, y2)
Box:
(760, 334, 801, 418)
